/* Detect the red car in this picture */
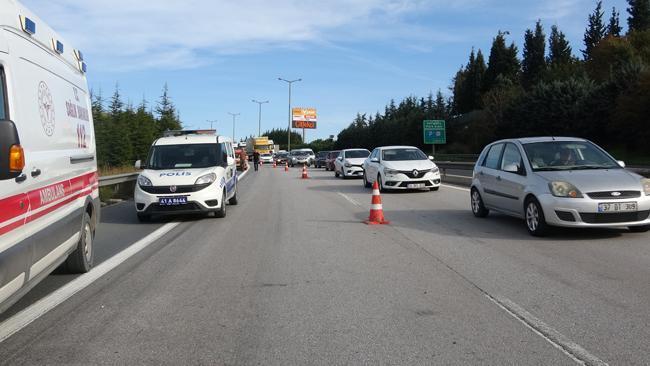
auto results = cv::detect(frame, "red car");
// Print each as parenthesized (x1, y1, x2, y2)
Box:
(325, 150, 341, 171)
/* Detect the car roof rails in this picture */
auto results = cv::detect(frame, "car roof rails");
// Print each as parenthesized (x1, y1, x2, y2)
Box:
(162, 129, 217, 137)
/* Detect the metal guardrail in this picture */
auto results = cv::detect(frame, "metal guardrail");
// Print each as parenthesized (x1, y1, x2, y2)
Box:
(98, 173, 139, 187)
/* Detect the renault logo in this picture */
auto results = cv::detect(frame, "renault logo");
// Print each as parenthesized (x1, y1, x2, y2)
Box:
(170, 185, 177, 193)
(611, 191, 621, 197)
(412, 170, 419, 177)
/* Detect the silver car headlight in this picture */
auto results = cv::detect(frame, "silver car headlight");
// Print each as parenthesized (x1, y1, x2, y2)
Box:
(195, 173, 217, 185)
(137, 175, 152, 187)
(642, 178, 650, 196)
(344, 161, 352, 168)
(431, 167, 440, 174)
(549, 181, 583, 198)
(384, 168, 398, 175)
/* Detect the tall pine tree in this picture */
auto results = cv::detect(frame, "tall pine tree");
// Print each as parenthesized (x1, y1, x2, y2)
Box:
(548, 25, 573, 66)
(156, 83, 182, 133)
(627, 0, 650, 32)
(583, 1, 607, 60)
(608, 7, 623, 36)
(522, 20, 547, 89)
(483, 31, 520, 93)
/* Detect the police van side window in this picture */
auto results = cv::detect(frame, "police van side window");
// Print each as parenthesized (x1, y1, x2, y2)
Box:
(0, 67, 7, 120)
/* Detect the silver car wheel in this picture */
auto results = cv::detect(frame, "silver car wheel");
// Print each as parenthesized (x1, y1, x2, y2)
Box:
(526, 202, 539, 232)
(471, 191, 481, 214)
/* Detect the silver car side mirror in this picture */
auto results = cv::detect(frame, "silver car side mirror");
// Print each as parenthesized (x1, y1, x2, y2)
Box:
(617, 160, 626, 168)
(371, 158, 379, 163)
(428, 155, 434, 161)
(503, 163, 520, 174)
(134, 160, 142, 170)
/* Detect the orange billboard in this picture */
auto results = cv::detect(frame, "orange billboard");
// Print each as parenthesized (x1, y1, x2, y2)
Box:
(292, 107, 317, 129)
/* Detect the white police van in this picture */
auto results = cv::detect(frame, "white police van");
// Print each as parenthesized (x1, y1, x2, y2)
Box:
(0, 0, 98, 313)
(134, 131, 239, 221)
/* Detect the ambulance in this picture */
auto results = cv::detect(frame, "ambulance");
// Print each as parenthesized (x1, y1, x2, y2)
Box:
(0, 0, 98, 313)
(134, 131, 239, 221)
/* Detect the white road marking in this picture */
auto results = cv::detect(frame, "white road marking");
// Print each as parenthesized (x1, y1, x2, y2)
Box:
(0, 222, 180, 344)
(441, 184, 470, 192)
(486, 295, 608, 366)
(337, 192, 361, 207)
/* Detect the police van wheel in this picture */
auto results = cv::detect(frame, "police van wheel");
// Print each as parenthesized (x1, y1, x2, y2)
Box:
(215, 191, 227, 218)
(65, 212, 94, 274)
(229, 184, 239, 205)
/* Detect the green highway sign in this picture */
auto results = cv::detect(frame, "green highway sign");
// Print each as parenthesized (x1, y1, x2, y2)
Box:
(423, 120, 446, 144)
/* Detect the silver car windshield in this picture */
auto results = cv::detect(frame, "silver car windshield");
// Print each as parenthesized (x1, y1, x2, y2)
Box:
(522, 141, 620, 171)
(382, 148, 427, 161)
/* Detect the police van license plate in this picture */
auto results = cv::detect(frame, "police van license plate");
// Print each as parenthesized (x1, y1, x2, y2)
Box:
(408, 183, 425, 189)
(598, 201, 637, 213)
(159, 196, 188, 206)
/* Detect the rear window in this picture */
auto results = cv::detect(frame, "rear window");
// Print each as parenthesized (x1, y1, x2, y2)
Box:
(0, 67, 7, 120)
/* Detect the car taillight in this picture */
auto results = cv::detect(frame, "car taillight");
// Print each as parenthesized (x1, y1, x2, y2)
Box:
(9, 144, 25, 172)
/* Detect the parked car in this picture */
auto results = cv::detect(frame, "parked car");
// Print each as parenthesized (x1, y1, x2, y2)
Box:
(470, 137, 650, 236)
(289, 150, 311, 167)
(0, 1, 99, 313)
(334, 149, 371, 178)
(362, 146, 441, 191)
(315, 151, 329, 168)
(325, 151, 340, 171)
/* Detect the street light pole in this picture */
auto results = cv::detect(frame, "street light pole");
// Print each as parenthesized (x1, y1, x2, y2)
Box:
(278, 78, 301, 151)
(228, 112, 240, 142)
(206, 119, 218, 131)
(251, 100, 269, 137)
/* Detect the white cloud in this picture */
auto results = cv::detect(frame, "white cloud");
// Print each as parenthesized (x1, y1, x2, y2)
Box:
(22, 0, 479, 71)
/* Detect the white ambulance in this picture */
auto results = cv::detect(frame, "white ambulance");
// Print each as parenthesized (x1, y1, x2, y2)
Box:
(134, 131, 239, 221)
(0, 0, 98, 313)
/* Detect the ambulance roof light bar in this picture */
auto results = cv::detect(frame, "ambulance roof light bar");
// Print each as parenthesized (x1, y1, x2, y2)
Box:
(19, 15, 36, 35)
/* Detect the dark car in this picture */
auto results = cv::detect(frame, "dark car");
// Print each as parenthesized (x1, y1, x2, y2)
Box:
(315, 151, 329, 168)
(274, 152, 290, 165)
(325, 150, 341, 171)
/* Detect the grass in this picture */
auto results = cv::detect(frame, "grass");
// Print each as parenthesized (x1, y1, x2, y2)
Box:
(98, 165, 138, 177)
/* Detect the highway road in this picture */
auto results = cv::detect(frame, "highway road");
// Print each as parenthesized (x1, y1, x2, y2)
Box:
(1, 166, 650, 365)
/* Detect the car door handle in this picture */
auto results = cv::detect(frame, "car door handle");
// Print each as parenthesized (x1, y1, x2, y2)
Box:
(31, 168, 42, 178)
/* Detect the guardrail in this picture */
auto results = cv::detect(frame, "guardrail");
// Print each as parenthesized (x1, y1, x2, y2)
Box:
(98, 172, 139, 187)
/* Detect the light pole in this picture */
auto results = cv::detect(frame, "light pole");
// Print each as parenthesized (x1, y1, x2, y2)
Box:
(251, 100, 269, 137)
(206, 119, 218, 131)
(228, 112, 240, 142)
(278, 78, 301, 151)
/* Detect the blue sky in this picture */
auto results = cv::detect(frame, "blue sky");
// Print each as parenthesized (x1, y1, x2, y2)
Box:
(24, 0, 628, 142)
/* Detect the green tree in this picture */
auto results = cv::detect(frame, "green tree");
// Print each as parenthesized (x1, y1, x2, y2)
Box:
(522, 20, 547, 89)
(106, 85, 132, 166)
(130, 97, 158, 162)
(454, 49, 487, 113)
(583, 1, 607, 61)
(608, 7, 623, 36)
(432, 90, 447, 119)
(156, 83, 182, 133)
(627, 0, 650, 32)
(484, 31, 520, 92)
(549, 25, 573, 66)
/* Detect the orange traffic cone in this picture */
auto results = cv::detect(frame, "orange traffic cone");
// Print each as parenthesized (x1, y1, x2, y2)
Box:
(365, 181, 389, 225)
(260, 160, 263, 166)
(285, 163, 289, 172)
(273, 161, 277, 168)
(301, 164, 309, 179)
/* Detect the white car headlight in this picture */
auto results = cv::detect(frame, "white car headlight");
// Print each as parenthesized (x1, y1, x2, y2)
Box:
(344, 161, 352, 168)
(549, 181, 583, 198)
(195, 173, 217, 185)
(431, 167, 440, 174)
(642, 178, 650, 196)
(137, 175, 152, 187)
(384, 168, 398, 175)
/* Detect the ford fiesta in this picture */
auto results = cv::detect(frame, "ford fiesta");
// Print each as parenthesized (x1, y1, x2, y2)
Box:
(134, 131, 239, 221)
(470, 137, 650, 236)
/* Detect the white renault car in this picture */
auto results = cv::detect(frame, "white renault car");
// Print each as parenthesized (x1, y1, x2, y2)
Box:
(470, 137, 650, 236)
(335, 149, 371, 178)
(362, 146, 441, 191)
(134, 131, 239, 221)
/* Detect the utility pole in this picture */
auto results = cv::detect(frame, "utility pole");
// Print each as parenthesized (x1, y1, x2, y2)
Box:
(206, 119, 218, 131)
(251, 100, 269, 137)
(228, 112, 240, 142)
(278, 78, 301, 151)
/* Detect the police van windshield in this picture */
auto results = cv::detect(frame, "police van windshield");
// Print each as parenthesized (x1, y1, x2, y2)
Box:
(0, 67, 7, 120)
(146, 143, 224, 170)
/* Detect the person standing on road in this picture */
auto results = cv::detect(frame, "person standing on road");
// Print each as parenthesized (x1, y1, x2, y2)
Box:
(253, 151, 260, 171)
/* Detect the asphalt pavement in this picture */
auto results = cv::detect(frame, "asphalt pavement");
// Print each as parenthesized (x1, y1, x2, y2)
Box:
(1, 166, 649, 365)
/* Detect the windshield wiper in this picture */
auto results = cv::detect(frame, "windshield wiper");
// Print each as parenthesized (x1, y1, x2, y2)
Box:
(570, 165, 616, 170)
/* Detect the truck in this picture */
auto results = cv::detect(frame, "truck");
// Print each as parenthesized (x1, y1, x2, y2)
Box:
(245, 136, 275, 160)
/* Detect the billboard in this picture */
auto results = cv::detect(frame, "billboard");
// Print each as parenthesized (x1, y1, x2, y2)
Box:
(292, 107, 317, 129)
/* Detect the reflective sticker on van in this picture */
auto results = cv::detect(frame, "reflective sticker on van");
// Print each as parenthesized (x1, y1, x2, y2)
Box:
(159, 172, 192, 177)
(39, 184, 65, 205)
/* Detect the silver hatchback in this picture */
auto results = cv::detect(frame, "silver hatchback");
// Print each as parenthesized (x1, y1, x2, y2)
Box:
(470, 137, 650, 236)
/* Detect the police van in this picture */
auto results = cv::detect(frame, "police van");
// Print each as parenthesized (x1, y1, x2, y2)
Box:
(0, 0, 98, 313)
(134, 130, 239, 221)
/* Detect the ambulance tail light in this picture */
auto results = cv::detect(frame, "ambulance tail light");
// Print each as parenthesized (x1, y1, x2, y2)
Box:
(9, 145, 25, 172)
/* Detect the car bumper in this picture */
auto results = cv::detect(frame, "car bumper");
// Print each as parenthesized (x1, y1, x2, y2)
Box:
(538, 193, 650, 227)
(343, 167, 364, 177)
(134, 183, 224, 215)
(383, 173, 442, 190)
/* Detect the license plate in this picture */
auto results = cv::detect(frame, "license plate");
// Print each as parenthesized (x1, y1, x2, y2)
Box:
(408, 183, 425, 189)
(159, 196, 188, 206)
(598, 201, 637, 213)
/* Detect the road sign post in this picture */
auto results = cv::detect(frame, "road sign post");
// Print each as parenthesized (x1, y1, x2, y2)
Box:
(423, 120, 446, 157)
